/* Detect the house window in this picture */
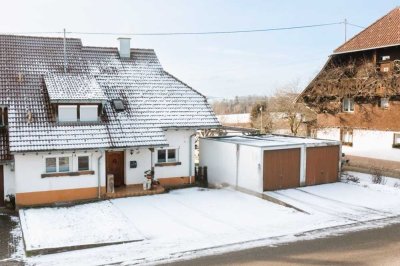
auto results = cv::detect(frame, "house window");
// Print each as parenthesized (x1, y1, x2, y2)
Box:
(45, 156, 71, 173)
(157, 148, 178, 163)
(78, 156, 90, 171)
(379, 98, 389, 109)
(381, 55, 390, 61)
(58, 105, 77, 122)
(79, 105, 98, 122)
(58, 157, 70, 172)
(341, 128, 353, 146)
(342, 98, 354, 112)
(394, 133, 400, 148)
(45, 158, 57, 173)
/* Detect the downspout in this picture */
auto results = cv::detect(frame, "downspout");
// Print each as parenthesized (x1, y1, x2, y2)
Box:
(97, 149, 104, 199)
(235, 143, 239, 189)
(189, 132, 196, 184)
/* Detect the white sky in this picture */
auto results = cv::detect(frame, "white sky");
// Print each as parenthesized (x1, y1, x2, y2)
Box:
(0, 0, 399, 98)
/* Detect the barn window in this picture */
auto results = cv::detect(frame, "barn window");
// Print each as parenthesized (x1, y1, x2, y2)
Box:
(79, 105, 98, 122)
(157, 148, 178, 163)
(341, 128, 353, 146)
(379, 98, 389, 109)
(58, 105, 78, 122)
(394, 133, 400, 148)
(342, 98, 354, 112)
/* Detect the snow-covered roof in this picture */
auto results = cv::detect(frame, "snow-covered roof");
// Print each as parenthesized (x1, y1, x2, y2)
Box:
(44, 73, 107, 103)
(205, 135, 340, 148)
(0, 34, 220, 156)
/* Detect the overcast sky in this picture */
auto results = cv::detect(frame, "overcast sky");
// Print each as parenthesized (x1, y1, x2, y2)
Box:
(1, 0, 399, 98)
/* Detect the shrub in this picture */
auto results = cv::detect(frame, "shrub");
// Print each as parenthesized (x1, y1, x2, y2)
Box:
(371, 168, 386, 185)
(341, 172, 360, 183)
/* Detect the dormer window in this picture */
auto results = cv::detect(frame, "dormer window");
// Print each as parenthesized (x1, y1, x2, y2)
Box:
(58, 105, 77, 122)
(58, 104, 99, 122)
(80, 105, 98, 121)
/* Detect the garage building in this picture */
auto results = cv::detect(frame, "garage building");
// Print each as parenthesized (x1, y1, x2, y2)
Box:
(199, 135, 341, 193)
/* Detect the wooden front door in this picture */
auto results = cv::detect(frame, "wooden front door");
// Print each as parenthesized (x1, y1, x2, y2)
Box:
(0, 165, 4, 207)
(263, 148, 301, 191)
(106, 151, 125, 187)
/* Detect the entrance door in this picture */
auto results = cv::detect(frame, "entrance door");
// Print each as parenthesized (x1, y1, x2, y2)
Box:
(0, 165, 4, 207)
(106, 151, 125, 187)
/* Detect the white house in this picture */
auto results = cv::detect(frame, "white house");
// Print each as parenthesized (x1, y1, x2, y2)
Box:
(0, 35, 219, 207)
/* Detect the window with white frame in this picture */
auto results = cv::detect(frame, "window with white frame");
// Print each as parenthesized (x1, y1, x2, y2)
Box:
(342, 98, 354, 112)
(78, 156, 90, 171)
(394, 133, 400, 148)
(341, 128, 353, 146)
(380, 97, 389, 109)
(157, 148, 177, 163)
(45, 156, 71, 173)
(79, 105, 98, 122)
(58, 105, 77, 122)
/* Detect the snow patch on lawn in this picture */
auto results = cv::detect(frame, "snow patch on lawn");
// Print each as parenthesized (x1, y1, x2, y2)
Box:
(20, 200, 144, 252)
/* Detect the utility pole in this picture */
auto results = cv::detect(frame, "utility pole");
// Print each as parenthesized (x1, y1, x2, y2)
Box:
(344, 18, 347, 42)
(63, 28, 67, 73)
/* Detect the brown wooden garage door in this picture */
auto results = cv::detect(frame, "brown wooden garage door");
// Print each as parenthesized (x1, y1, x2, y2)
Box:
(263, 148, 301, 191)
(306, 145, 340, 186)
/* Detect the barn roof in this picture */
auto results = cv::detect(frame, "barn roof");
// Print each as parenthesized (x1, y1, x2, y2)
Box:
(0, 34, 219, 157)
(334, 7, 400, 54)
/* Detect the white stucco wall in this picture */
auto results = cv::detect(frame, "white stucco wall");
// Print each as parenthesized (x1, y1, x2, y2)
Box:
(317, 128, 400, 162)
(199, 138, 237, 186)
(3, 163, 15, 198)
(154, 129, 196, 179)
(237, 145, 262, 193)
(14, 151, 105, 193)
(125, 129, 196, 184)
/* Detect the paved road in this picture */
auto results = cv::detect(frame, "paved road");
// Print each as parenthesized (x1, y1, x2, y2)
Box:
(166, 222, 400, 266)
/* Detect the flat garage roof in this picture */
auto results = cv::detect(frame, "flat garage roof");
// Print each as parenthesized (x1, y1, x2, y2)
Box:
(204, 135, 340, 148)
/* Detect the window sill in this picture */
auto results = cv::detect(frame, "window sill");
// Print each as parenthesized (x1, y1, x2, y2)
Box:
(41, 170, 95, 178)
(155, 162, 182, 167)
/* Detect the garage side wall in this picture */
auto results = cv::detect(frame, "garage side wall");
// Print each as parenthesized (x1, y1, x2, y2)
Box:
(237, 145, 262, 193)
(199, 139, 237, 187)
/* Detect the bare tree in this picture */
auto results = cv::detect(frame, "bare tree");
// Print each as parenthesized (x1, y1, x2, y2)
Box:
(270, 83, 316, 136)
(250, 101, 273, 133)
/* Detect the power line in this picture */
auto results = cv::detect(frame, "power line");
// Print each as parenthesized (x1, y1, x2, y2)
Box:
(0, 20, 365, 37)
(347, 22, 366, 29)
(67, 22, 344, 36)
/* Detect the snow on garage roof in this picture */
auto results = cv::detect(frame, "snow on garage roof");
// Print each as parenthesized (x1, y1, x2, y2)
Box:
(205, 135, 340, 148)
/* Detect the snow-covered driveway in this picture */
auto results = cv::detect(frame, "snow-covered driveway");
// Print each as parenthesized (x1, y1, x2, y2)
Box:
(19, 172, 400, 265)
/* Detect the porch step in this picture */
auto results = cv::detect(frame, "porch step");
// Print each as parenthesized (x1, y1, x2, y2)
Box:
(106, 185, 165, 199)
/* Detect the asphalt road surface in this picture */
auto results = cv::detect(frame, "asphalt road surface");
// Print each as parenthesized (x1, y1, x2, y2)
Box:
(166, 222, 400, 266)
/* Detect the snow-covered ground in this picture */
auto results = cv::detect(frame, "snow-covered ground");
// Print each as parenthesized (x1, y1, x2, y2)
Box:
(12, 171, 400, 265)
(20, 200, 144, 252)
